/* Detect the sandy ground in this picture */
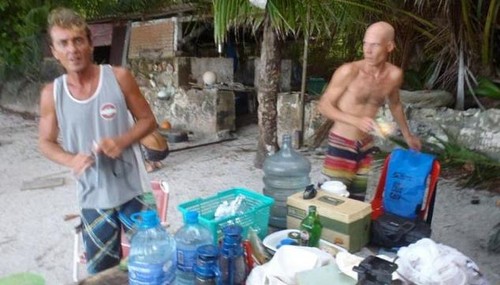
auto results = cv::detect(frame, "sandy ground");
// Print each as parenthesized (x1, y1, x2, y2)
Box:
(0, 109, 499, 285)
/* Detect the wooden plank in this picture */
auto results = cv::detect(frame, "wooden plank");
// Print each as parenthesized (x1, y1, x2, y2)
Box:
(76, 266, 128, 285)
(21, 177, 65, 190)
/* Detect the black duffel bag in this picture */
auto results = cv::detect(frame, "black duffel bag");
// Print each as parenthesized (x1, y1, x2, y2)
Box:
(370, 212, 431, 248)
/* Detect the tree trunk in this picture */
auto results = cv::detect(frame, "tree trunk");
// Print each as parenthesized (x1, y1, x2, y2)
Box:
(254, 15, 281, 168)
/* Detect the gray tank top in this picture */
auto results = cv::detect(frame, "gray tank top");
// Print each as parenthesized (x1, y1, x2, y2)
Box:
(54, 65, 143, 209)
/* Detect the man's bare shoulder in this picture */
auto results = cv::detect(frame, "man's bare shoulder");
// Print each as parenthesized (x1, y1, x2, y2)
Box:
(111, 65, 131, 79)
(39, 82, 56, 115)
(333, 61, 362, 79)
(40, 82, 55, 99)
(385, 62, 403, 78)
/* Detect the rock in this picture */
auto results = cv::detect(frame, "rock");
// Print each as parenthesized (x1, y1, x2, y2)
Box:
(487, 223, 500, 253)
(400, 90, 454, 108)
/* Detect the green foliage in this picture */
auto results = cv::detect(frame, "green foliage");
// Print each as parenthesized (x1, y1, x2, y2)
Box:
(398, 0, 500, 109)
(402, 60, 438, 91)
(473, 77, 500, 99)
(430, 131, 500, 189)
(0, 0, 182, 83)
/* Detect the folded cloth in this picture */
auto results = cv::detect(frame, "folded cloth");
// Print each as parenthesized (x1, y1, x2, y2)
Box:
(246, 245, 334, 285)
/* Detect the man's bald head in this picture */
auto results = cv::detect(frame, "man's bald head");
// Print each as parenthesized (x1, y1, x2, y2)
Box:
(365, 21, 395, 43)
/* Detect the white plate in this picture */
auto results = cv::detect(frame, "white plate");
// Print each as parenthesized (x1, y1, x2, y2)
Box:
(262, 229, 347, 256)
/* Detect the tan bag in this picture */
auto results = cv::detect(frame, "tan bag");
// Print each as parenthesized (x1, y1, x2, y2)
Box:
(140, 130, 169, 152)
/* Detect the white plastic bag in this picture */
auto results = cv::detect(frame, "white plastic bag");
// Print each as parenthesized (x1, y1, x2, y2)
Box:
(249, 0, 267, 9)
(396, 238, 489, 285)
(246, 245, 334, 285)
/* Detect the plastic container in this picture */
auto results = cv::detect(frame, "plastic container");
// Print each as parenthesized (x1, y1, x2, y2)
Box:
(219, 225, 247, 285)
(263, 134, 311, 228)
(175, 211, 214, 285)
(307, 77, 327, 95)
(320, 180, 349, 197)
(193, 244, 221, 285)
(178, 188, 274, 242)
(128, 210, 176, 285)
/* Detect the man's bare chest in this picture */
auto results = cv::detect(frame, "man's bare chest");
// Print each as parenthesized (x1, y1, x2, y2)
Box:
(345, 75, 394, 105)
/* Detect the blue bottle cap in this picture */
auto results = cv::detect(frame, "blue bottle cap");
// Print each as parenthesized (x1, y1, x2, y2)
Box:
(185, 211, 199, 224)
(197, 244, 219, 260)
(131, 210, 160, 229)
(222, 224, 243, 238)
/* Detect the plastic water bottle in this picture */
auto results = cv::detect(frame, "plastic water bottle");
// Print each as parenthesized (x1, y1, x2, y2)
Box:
(263, 133, 311, 228)
(128, 210, 176, 285)
(175, 211, 213, 285)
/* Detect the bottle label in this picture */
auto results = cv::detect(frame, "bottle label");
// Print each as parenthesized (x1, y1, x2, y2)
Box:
(177, 248, 197, 271)
(129, 259, 176, 285)
(300, 230, 310, 246)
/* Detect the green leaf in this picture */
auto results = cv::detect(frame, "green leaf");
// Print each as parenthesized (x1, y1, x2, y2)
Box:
(474, 77, 500, 99)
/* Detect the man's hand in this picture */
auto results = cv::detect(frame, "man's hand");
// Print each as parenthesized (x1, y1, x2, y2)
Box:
(95, 138, 124, 159)
(404, 134, 422, 151)
(70, 153, 94, 176)
(357, 117, 377, 134)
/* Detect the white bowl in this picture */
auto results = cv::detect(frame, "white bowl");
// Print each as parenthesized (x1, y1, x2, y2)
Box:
(262, 229, 347, 256)
(321, 181, 349, 197)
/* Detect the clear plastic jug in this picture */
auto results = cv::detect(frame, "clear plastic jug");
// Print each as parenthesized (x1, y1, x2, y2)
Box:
(263, 134, 311, 228)
(175, 211, 213, 285)
(128, 210, 176, 285)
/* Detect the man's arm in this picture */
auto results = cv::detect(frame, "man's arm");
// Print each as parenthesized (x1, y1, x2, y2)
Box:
(38, 83, 93, 175)
(96, 66, 156, 159)
(387, 69, 421, 150)
(317, 63, 373, 133)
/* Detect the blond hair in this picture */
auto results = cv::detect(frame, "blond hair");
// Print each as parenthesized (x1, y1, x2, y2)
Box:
(47, 7, 91, 45)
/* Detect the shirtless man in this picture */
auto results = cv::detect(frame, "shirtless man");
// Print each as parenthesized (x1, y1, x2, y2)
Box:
(318, 21, 421, 201)
(39, 8, 156, 274)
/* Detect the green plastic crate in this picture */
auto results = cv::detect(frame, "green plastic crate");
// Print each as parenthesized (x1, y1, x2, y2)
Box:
(177, 188, 274, 243)
(307, 77, 327, 96)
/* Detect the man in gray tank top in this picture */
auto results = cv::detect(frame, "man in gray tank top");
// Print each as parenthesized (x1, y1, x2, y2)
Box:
(39, 7, 157, 275)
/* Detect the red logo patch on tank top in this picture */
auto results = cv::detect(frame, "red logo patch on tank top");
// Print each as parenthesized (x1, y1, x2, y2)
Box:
(100, 103, 117, 120)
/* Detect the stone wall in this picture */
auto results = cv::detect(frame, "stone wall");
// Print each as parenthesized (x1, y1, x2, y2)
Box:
(377, 107, 500, 161)
(277, 94, 500, 162)
(129, 56, 236, 142)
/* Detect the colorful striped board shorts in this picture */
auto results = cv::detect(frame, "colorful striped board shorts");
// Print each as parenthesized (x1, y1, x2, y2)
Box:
(321, 131, 374, 201)
(80, 194, 153, 274)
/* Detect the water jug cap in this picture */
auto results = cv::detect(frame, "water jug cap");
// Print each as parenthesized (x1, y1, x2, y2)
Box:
(185, 211, 199, 224)
(197, 244, 219, 260)
(222, 224, 243, 238)
(131, 210, 160, 229)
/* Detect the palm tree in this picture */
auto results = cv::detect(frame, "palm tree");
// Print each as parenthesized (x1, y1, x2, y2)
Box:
(389, 0, 500, 109)
(212, 0, 375, 167)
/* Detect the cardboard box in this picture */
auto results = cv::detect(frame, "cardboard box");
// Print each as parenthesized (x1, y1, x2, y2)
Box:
(287, 191, 371, 253)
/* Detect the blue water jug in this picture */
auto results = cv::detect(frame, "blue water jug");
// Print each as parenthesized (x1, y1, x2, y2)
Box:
(193, 244, 221, 285)
(175, 211, 213, 285)
(128, 210, 176, 285)
(263, 134, 311, 228)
